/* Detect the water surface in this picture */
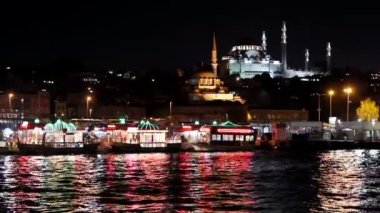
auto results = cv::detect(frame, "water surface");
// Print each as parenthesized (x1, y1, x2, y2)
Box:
(0, 150, 379, 211)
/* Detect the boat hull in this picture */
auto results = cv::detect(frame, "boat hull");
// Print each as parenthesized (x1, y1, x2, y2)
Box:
(111, 142, 182, 153)
(193, 142, 256, 152)
(17, 143, 100, 155)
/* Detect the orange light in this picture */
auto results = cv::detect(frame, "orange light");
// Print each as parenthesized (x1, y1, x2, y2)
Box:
(343, 87, 352, 94)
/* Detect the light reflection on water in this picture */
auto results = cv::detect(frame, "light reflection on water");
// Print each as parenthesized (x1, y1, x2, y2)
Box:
(0, 150, 378, 211)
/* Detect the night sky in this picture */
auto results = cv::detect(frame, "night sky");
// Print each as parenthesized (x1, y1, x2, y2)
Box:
(1, 1, 380, 72)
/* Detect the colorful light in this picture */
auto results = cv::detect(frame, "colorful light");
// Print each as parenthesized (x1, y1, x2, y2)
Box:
(217, 128, 252, 134)
(182, 125, 192, 131)
(107, 124, 116, 130)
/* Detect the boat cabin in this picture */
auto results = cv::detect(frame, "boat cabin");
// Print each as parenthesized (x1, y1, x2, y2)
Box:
(199, 121, 258, 145)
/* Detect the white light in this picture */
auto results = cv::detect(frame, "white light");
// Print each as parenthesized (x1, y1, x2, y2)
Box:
(3, 128, 13, 138)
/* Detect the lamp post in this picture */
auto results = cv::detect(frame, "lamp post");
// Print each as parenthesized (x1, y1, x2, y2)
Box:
(343, 87, 352, 122)
(328, 90, 334, 118)
(312, 93, 325, 122)
(8, 93, 13, 111)
(86, 96, 92, 118)
(169, 101, 173, 117)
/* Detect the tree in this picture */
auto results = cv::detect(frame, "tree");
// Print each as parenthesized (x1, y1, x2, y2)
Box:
(356, 98, 379, 121)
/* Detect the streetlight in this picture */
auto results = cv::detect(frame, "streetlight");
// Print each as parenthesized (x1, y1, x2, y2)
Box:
(86, 96, 92, 118)
(8, 93, 13, 111)
(169, 101, 173, 117)
(311, 93, 325, 122)
(328, 90, 334, 118)
(343, 87, 352, 122)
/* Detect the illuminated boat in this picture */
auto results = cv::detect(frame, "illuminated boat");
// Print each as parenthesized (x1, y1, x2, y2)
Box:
(16, 120, 100, 155)
(109, 120, 181, 153)
(0, 127, 19, 154)
(193, 121, 258, 151)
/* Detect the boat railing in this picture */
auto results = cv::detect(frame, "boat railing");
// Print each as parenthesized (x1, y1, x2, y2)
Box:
(167, 138, 182, 144)
(45, 142, 84, 148)
(140, 142, 167, 148)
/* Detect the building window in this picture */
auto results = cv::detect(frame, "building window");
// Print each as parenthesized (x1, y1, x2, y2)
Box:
(212, 134, 221, 141)
(235, 135, 244, 141)
(245, 135, 254, 141)
(222, 134, 233, 141)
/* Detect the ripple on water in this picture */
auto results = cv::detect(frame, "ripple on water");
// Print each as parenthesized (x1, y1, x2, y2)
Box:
(0, 150, 378, 211)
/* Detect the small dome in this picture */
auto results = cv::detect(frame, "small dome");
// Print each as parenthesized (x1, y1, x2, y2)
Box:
(195, 70, 215, 78)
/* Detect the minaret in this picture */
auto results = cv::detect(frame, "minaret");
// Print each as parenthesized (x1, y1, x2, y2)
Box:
(211, 32, 218, 77)
(281, 21, 287, 72)
(305, 49, 310, 71)
(326, 42, 331, 75)
(262, 31, 267, 52)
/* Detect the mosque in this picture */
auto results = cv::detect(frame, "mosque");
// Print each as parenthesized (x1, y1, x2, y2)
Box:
(187, 21, 331, 104)
(219, 21, 332, 79)
(187, 34, 245, 104)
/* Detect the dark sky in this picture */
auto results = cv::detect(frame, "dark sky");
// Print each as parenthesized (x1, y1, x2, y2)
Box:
(1, 1, 380, 72)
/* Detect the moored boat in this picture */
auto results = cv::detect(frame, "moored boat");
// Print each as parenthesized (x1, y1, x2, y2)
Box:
(16, 120, 100, 155)
(190, 121, 258, 152)
(109, 120, 182, 153)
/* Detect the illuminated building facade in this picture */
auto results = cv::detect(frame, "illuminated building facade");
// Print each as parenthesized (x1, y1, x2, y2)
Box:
(220, 21, 331, 79)
(188, 34, 245, 104)
(369, 72, 380, 94)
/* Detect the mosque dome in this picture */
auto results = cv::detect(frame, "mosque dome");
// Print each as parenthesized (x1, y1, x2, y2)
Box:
(195, 70, 216, 78)
(193, 63, 216, 78)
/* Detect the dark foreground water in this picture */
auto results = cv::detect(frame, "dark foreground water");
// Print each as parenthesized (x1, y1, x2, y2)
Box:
(0, 150, 379, 212)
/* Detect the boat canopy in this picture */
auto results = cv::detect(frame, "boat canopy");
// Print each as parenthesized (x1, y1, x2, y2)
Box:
(138, 120, 159, 130)
(219, 120, 240, 127)
(44, 120, 77, 132)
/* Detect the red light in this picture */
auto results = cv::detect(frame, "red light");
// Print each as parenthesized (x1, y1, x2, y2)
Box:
(217, 128, 252, 134)
(107, 124, 116, 130)
(182, 125, 192, 131)
(21, 121, 29, 129)
(200, 126, 210, 132)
